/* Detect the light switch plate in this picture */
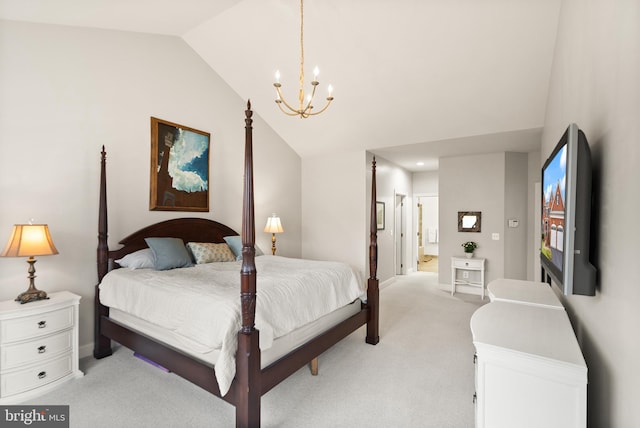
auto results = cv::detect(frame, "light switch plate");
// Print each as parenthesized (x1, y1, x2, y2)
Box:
(492, 233, 500, 240)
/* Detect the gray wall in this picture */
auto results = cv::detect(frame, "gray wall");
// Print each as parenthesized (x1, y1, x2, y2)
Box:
(542, 0, 640, 425)
(439, 153, 507, 285)
(526, 151, 542, 280)
(438, 151, 534, 286)
(504, 152, 529, 279)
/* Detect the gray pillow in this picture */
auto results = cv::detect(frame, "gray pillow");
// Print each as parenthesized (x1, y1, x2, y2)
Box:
(115, 248, 155, 269)
(223, 235, 264, 260)
(144, 237, 193, 270)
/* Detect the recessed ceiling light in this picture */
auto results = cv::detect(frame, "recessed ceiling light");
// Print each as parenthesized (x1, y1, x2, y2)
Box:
(416, 161, 424, 166)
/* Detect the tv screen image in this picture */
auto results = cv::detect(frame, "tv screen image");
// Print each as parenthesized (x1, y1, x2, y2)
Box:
(540, 123, 597, 296)
(541, 145, 566, 273)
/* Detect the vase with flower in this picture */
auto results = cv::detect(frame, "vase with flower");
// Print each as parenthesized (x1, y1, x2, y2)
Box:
(462, 241, 478, 258)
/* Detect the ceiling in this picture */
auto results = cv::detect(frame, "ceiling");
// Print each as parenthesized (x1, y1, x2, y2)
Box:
(0, 0, 561, 171)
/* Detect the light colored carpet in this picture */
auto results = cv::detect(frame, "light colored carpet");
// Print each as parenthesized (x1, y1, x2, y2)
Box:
(27, 272, 485, 427)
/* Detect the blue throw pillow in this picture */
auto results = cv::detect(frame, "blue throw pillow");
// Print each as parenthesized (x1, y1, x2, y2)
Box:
(223, 236, 264, 260)
(144, 237, 194, 270)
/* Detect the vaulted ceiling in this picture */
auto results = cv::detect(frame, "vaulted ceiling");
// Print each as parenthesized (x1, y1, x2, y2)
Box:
(0, 0, 561, 171)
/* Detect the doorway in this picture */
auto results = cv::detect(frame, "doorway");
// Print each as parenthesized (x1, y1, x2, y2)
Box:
(417, 195, 439, 273)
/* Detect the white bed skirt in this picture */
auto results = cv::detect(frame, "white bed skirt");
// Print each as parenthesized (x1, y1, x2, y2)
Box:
(109, 299, 362, 370)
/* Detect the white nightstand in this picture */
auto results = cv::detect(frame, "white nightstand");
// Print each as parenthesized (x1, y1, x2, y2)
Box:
(0, 291, 84, 403)
(451, 257, 486, 298)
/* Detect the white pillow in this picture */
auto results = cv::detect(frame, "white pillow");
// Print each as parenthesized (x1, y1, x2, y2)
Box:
(115, 248, 155, 269)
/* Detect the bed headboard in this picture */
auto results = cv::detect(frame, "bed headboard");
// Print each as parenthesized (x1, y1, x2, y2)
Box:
(106, 218, 238, 271)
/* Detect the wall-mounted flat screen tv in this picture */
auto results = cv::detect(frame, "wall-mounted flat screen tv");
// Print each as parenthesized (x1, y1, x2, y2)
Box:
(540, 123, 596, 296)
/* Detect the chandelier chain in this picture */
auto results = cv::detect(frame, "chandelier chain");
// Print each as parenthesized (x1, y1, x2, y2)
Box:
(298, 0, 305, 105)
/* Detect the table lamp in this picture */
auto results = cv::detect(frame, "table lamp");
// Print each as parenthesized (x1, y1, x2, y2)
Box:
(263, 214, 284, 255)
(1, 224, 59, 304)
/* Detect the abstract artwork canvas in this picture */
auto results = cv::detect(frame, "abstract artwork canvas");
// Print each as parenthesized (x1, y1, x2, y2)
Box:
(150, 117, 210, 211)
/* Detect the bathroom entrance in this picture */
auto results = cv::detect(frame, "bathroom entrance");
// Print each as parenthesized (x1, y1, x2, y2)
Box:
(416, 195, 439, 273)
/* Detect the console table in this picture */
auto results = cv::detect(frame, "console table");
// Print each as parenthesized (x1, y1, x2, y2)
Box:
(451, 257, 485, 298)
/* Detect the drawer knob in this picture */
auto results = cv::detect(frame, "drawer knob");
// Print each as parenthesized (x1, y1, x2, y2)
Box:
(37, 371, 47, 380)
(38, 345, 47, 354)
(465, 262, 469, 266)
(37, 320, 47, 329)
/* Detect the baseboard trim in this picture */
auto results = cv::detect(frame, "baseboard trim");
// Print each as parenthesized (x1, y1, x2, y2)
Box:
(79, 342, 94, 359)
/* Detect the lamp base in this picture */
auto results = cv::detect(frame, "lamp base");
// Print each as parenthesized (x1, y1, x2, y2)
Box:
(15, 257, 50, 304)
(15, 289, 49, 305)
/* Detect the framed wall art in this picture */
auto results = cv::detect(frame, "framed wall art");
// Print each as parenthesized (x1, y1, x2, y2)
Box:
(376, 201, 385, 230)
(150, 117, 210, 212)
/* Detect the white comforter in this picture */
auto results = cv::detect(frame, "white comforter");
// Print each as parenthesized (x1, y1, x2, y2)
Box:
(99, 255, 365, 396)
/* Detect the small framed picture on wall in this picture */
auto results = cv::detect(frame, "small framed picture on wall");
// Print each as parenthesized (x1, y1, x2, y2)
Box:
(376, 202, 385, 230)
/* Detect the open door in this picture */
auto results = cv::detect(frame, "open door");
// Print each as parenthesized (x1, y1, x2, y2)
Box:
(416, 194, 439, 273)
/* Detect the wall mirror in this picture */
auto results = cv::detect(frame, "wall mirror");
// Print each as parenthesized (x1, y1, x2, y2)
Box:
(458, 211, 481, 232)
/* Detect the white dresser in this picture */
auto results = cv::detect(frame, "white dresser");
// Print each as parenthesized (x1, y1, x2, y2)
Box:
(487, 278, 563, 309)
(471, 299, 587, 428)
(451, 257, 486, 298)
(0, 291, 83, 403)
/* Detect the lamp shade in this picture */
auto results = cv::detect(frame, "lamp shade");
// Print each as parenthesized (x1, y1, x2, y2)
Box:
(1, 224, 59, 258)
(264, 215, 284, 234)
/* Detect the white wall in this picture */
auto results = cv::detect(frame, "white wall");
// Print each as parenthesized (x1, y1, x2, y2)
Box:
(301, 150, 367, 274)
(542, 0, 640, 425)
(366, 154, 412, 282)
(0, 20, 301, 356)
(413, 171, 439, 195)
(303, 152, 414, 283)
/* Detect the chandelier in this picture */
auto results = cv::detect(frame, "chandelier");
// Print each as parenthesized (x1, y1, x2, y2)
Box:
(273, 0, 334, 118)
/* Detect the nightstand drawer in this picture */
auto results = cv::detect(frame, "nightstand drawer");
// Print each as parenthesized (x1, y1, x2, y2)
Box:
(1, 354, 72, 398)
(1, 330, 73, 370)
(1, 307, 73, 344)
(453, 259, 483, 269)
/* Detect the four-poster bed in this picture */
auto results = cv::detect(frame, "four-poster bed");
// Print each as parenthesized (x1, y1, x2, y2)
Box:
(93, 101, 379, 427)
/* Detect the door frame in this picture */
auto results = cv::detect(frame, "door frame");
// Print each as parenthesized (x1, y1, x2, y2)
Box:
(395, 192, 407, 275)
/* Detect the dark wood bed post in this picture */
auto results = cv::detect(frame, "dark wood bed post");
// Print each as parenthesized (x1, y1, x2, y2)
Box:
(366, 157, 380, 345)
(236, 100, 261, 428)
(94, 146, 113, 358)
